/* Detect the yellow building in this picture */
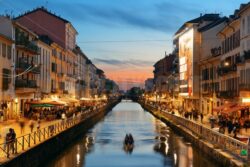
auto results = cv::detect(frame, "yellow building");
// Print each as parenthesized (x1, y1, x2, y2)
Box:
(0, 32, 15, 119)
(237, 4, 250, 107)
(217, 15, 240, 105)
(199, 17, 228, 115)
(14, 22, 41, 116)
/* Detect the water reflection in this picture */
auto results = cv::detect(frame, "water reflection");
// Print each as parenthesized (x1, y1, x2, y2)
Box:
(45, 101, 219, 167)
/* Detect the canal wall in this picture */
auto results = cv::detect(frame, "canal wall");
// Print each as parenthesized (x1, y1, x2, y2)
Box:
(140, 103, 247, 167)
(2, 100, 120, 167)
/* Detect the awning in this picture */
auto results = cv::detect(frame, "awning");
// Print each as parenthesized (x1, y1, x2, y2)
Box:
(26, 99, 67, 106)
(31, 104, 54, 107)
(60, 97, 79, 103)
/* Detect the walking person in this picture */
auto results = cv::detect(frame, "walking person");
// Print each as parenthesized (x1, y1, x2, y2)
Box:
(36, 119, 41, 131)
(200, 113, 204, 123)
(29, 120, 35, 133)
(19, 120, 25, 134)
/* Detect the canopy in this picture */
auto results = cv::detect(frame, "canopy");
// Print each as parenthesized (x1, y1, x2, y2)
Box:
(60, 97, 79, 103)
(26, 99, 67, 106)
(31, 104, 54, 107)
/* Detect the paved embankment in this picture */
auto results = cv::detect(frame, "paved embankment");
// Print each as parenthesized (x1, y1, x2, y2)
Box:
(1, 100, 120, 167)
(140, 102, 248, 167)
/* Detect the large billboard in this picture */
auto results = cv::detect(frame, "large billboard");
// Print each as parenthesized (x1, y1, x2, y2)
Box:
(179, 28, 194, 96)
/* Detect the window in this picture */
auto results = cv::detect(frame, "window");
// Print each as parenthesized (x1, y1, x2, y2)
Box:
(7, 45, 11, 60)
(2, 43, 6, 57)
(248, 16, 250, 34)
(242, 18, 245, 36)
(51, 63, 57, 72)
(2, 68, 11, 90)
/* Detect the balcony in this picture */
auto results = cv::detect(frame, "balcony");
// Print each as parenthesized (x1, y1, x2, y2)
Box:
(217, 65, 237, 76)
(239, 84, 250, 91)
(16, 61, 41, 74)
(217, 90, 238, 99)
(236, 56, 245, 65)
(15, 28, 39, 54)
(76, 80, 86, 86)
(63, 90, 69, 94)
(244, 50, 250, 61)
(15, 79, 37, 88)
(15, 79, 38, 93)
(51, 89, 59, 94)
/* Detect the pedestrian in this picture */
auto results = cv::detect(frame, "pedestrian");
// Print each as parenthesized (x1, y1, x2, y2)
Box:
(6, 128, 12, 158)
(37, 119, 41, 131)
(19, 120, 25, 134)
(200, 113, 204, 123)
(10, 128, 16, 154)
(228, 119, 233, 134)
(29, 120, 34, 133)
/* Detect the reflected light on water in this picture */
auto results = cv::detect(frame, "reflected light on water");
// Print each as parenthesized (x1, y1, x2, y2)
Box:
(174, 153, 177, 165)
(76, 153, 80, 165)
(45, 102, 220, 167)
(164, 141, 169, 155)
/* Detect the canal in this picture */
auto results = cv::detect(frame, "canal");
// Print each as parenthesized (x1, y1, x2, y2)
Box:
(45, 101, 219, 167)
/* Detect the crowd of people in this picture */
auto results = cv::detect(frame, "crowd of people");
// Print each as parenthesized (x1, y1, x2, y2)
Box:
(147, 101, 250, 140)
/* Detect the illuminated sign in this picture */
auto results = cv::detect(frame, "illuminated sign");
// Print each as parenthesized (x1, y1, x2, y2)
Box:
(180, 64, 187, 73)
(179, 57, 186, 65)
(180, 73, 185, 80)
(242, 98, 250, 103)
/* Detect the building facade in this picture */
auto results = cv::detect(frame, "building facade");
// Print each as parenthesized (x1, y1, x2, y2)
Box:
(175, 14, 222, 111)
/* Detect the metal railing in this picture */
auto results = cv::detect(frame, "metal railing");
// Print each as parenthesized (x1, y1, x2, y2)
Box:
(144, 103, 248, 161)
(0, 104, 107, 160)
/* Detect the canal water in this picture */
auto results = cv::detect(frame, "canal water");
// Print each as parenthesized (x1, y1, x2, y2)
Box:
(45, 101, 219, 167)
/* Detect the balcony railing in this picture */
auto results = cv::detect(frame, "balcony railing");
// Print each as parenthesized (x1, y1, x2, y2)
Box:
(236, 56, 245, 64)
(244, 50, 250, 61)
(217, 65, 237, 76)
(15, 79, 38, 89)
(16, 61, 40, 74)
(15, 29, 39, 54)
(239, 84, 250, 91)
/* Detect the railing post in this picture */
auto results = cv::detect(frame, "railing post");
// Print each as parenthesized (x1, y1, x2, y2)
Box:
(28, 134, 30, 147)
(22, 136, 24, 150)
(248, 138, 250, 161)
(34, 132, 36, 144)
(14, 139, 17, 154)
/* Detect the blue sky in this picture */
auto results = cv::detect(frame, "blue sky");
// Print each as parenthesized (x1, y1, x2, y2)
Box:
(0, 0, 248, 90)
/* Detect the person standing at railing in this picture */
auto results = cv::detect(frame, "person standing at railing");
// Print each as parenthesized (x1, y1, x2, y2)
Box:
(6, 128, 12, 158)
(10, 128, 16, 154)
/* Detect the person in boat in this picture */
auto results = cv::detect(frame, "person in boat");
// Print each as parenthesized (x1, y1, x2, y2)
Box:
(128, 133, 134, 145)
(124, 134, 129, 145)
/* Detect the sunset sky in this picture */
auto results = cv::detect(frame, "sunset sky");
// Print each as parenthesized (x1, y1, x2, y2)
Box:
(0, 0, 248, 90)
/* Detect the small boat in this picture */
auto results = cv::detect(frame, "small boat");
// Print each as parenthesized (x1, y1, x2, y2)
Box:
(123, 134, 134, 153)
